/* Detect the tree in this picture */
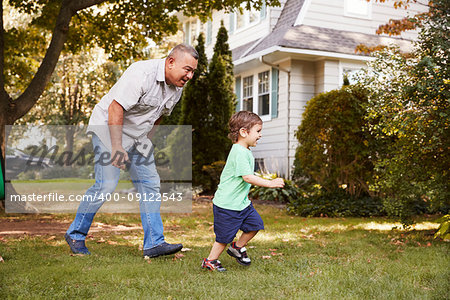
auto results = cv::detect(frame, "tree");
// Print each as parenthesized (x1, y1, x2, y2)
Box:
(0, 0, 280, 158)
(206, 21, 235, 164)
(357, 0, 450, 224)
(356, 0, 431, 54)
(293, 86, 375, 197)
(21, 51, 121, 155)
(179, 33, 210, 186)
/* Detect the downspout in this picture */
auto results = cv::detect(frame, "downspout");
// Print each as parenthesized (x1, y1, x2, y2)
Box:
(259, 56, 291, 178)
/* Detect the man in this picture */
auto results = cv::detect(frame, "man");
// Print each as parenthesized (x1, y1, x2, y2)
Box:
(65, 44, 198, 258)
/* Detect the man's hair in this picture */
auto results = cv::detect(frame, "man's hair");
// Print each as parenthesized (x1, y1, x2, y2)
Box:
(228, 111, 263, 143)
(168, 44, 199, 60)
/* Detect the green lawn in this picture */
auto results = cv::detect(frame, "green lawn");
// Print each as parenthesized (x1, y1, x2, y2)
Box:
(0, 202, 448, 299)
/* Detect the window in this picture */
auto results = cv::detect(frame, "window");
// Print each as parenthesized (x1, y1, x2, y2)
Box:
(258, 71, 270, 116)
(238, 70, 272, 119)
(236, 11, 245, 30)
(189, 20, 198, 45)
(243, 76, 253, 112)
(185, 19, 208, 46)
(345, 0, 372, 19)
(249, 9, 259, 24)
(233, 5, 260, 31)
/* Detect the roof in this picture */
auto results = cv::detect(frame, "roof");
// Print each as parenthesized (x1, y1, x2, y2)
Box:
(231, 0, 413, 62)
(272, 0, 305, 31)
(232, 40, 259, 61)
(242, 25, 413, 58)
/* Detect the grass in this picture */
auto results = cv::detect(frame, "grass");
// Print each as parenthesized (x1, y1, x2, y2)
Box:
(0, 202, 448, 299)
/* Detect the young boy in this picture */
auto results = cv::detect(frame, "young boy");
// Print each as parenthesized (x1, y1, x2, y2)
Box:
(201, 111, 285, 272)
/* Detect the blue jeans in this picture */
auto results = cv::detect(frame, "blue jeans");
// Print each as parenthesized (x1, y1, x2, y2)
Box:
(66, 134, 165, 250)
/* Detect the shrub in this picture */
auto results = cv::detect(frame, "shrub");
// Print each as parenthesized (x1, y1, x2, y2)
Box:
(249, 173, 299, 203)
(40, 166, 79, 179)
(434, 215, 450, 241)
(354, 1, 450, 225)
(17, 170, 39, 180)
(293, 85, 375, 197)
(202, 161, 226, 193)
(287, 186, 384, 217)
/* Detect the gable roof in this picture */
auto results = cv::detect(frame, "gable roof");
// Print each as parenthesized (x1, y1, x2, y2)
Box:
(232, 0, 413, 62)
(272, 0, 306, 31)
(242, 24, 413, 58)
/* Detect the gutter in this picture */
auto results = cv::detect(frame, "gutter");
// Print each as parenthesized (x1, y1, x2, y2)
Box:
(235, 46, 374, 66)
(259, 56, 292, 179)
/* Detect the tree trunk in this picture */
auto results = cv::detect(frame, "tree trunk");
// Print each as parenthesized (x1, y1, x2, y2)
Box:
(1, 0, 106, 160)
(1, 1, 73, 160)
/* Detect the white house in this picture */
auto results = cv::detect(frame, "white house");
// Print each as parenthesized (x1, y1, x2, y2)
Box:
(179, 0, 427, 178)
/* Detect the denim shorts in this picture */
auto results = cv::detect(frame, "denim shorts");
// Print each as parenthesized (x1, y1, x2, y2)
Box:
(213, 203, 264, 244)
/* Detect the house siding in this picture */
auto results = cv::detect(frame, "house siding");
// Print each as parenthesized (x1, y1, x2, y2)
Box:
(242, 63, 290, 176)
(202, 7, 274, 59)
(252, 57, 368, 177)
(179, 0, 428, 178)
(315, 60, 340, 94)
(249, 59, 316, 177)
(186, 1, 289, 59)
(301, 0, 426, 40)
(269, 0, 288, 31)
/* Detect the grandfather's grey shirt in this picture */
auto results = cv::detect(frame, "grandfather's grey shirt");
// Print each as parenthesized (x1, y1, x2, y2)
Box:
(87, 58, 183, 157)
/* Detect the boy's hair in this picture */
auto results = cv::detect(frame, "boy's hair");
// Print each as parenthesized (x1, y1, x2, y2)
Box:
(228, 111, 263, 143)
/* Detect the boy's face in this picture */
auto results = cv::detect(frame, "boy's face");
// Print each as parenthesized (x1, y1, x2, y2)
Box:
(241, 123, 262, 148)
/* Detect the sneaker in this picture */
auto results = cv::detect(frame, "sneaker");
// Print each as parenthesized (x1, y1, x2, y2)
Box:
(201, 258, 227, 272)
(64, 233, 91, 255)
(143, 242, 183, 258)
(226, 242, 251, 266)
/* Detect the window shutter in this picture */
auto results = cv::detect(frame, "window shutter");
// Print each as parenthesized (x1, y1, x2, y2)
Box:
(271, 68, 278, 118)
(207, 20, 212, 44)
(229, 12, 235, 33)
(235, 77, 241, 112)
(260, 0, 267, 20)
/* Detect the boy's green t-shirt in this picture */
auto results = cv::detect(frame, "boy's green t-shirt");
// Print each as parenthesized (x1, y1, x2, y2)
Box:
(213, 143, 254, 211)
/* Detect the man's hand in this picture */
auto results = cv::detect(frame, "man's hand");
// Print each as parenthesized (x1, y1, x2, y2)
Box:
(269, 178, 285, 188)
(111, 146, 129, 170)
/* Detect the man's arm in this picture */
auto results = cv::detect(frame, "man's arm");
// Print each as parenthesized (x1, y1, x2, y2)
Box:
(108, 100, 129, 169)
(242, 175, 285, 188)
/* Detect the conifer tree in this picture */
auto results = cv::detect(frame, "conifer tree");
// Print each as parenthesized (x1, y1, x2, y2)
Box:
(179, 33, 210, 186)
(207, 22, 235, 164)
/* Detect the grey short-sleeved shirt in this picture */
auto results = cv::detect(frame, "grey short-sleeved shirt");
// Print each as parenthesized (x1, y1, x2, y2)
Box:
(87, 58, 183, 157)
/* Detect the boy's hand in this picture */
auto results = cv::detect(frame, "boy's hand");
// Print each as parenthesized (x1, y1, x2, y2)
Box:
(270, 178, 285, 188)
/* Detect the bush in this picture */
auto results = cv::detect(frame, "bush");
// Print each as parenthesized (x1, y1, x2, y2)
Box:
(434, 215, 450, 241)
(249, 173, 299, 203)
(287, 186, 384, 217)
(355, 1, 450, 226)
(40, 166, 80, 179)
(202, 161, 226, 193)
(293, 85, 375, 197)
(17, 170, 39, 180)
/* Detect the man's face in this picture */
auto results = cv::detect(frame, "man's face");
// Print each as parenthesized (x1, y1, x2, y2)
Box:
(165, 52, 198, 87)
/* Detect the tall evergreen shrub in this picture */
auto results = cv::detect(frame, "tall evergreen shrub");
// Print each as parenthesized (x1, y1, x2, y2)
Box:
(206, 21, 235, 164)
(179, 33, 210, 186)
